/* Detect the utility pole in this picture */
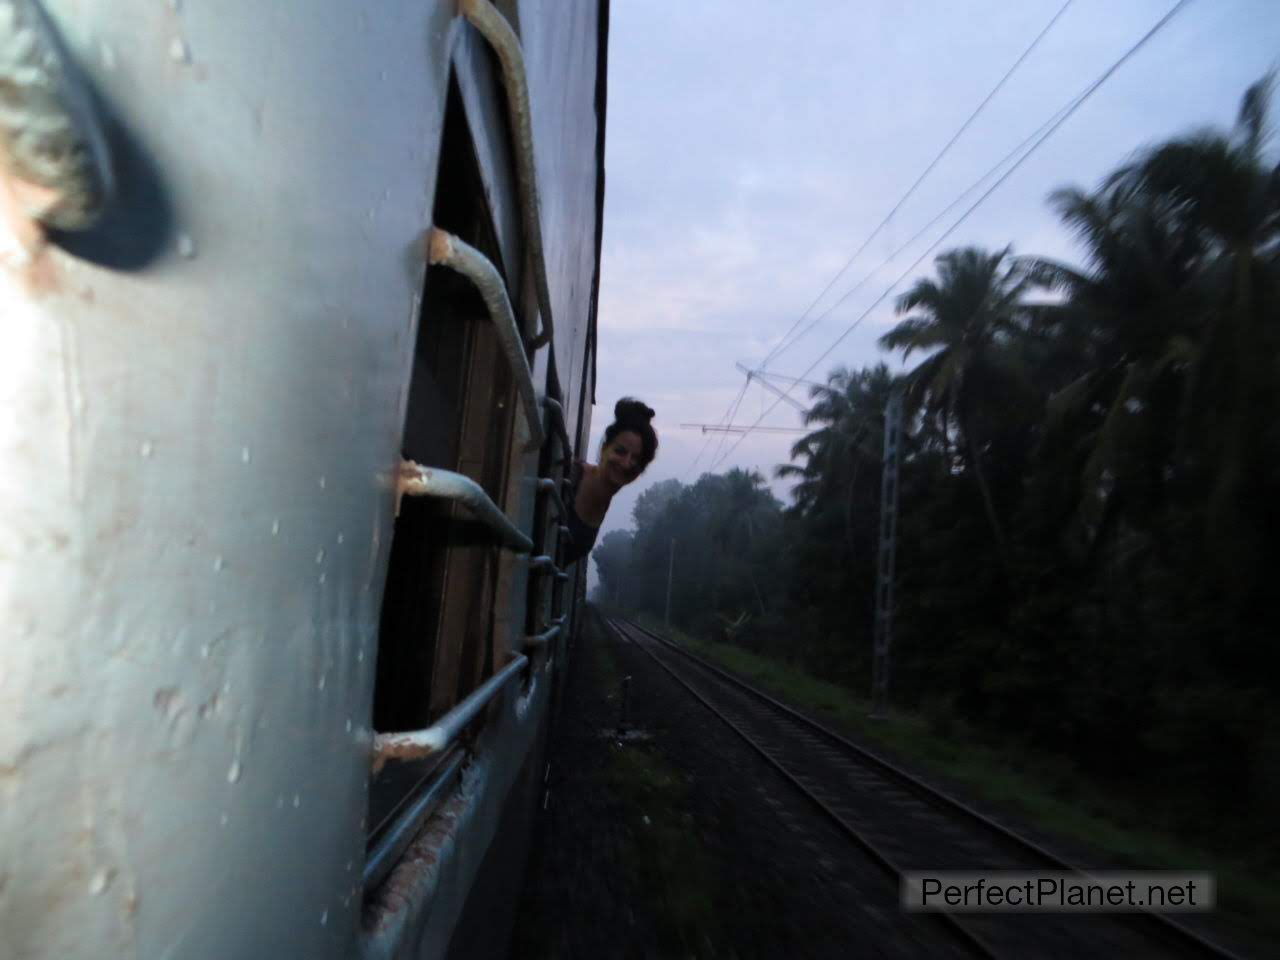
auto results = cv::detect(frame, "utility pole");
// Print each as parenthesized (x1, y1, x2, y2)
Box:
(665, 537, 676, 627)
(871, 390, 903, 720)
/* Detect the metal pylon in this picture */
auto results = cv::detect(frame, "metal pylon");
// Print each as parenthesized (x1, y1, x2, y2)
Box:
(870, 390, 903, 720)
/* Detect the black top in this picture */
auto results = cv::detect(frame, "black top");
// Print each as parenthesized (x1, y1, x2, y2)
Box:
(560, 463, 600, 566)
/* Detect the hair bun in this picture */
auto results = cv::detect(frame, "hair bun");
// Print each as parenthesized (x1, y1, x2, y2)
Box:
(614, 397, 655, 425)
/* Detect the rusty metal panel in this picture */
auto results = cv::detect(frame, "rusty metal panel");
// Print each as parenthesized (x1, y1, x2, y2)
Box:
(0, 2, 458, 957)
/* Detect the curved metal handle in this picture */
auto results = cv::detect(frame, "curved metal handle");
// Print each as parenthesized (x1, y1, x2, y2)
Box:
(0, 0, 113, 234)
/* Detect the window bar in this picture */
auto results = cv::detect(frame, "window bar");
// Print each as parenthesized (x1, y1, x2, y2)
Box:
(427, 227, 545, 451)
(371, 654, 530, 770)
(540, 396, 573, 463)
(397, 461, 533, 554)
(528, 554, 569, 582)
(536, 477, 567, 520)
(363, 749, 466, 892)
(525, 621, 563, 649)
(458, 0, 556, 351)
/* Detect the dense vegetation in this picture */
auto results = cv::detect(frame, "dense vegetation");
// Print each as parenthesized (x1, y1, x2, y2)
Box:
(593, 78, 1279, 863)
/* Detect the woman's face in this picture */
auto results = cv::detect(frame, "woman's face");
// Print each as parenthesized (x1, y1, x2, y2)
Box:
(602, 430, 645, 486)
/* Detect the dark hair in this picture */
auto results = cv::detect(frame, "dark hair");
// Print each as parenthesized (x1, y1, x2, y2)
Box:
(603, 397, 658, 474)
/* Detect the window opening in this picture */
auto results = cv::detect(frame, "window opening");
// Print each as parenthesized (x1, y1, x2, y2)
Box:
(367, 77, 519, 856)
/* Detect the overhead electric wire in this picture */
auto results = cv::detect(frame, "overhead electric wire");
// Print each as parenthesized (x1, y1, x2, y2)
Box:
(756, 0, 1077, 371)
(714, 0, 1076, 474)
(686, 375, 750, 478)
(708, 0, 1191, 473)
(769, 94, 1081, 367)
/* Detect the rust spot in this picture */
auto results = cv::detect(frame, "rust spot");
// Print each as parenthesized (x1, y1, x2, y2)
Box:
(362, 786, 468, 935)
(426, 227, 453, 265)
(78, 286, 96, 304)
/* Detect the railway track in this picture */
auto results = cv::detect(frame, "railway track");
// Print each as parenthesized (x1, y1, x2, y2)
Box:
(608, 616, 1246, 960)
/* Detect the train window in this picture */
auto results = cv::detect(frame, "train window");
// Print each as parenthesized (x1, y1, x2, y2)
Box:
(367, 79, 519, 853)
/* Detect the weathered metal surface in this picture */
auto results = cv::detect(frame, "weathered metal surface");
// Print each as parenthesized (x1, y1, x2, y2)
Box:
(360, 659, 550, 960)
(0, 1, 453, 957)
(362, 750, 465, 895)
(0, 0, 604, 957)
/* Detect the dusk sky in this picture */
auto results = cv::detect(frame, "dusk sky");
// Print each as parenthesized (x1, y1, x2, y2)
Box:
(584, 0, 1279, 584)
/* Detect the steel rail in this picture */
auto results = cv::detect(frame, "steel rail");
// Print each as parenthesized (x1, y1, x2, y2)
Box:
(621, 617, 1244, 960)
(605, 617, 996, 958)
(458, 0, 557, 350)
(426, 228, 544, 450)
(397, 461, 532, 553)
(371, 654, 529, 770)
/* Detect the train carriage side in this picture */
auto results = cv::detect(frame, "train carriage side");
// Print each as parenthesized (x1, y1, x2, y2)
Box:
(0, 2, 607, 959)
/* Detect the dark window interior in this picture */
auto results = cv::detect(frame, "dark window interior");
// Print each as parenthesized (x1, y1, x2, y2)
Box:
(368, 77, 518, 848)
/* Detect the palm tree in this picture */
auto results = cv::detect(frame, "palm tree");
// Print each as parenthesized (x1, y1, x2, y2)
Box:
(878, 247, 1040, 566)
(1023, 73, 1279, 576)
(1126, 73, 1279, 584)
(708, 468, 780, 616)
(777, 364, 894, 554)
(1017, 175, 1204, 551)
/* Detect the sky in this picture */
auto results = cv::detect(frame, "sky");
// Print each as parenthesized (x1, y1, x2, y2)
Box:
(584, 0, 1279, 586)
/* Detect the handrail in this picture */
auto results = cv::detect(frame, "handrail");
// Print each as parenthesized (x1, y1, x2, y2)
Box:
(541, 397, 573, 461)
(397, 461, 533, 554)
(459, 0, 556, 351)
(371, 654, 529, 770)
(363, 750, 465, 891)
(537, 477, 567, 520)
(427, 228, 544, 450)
